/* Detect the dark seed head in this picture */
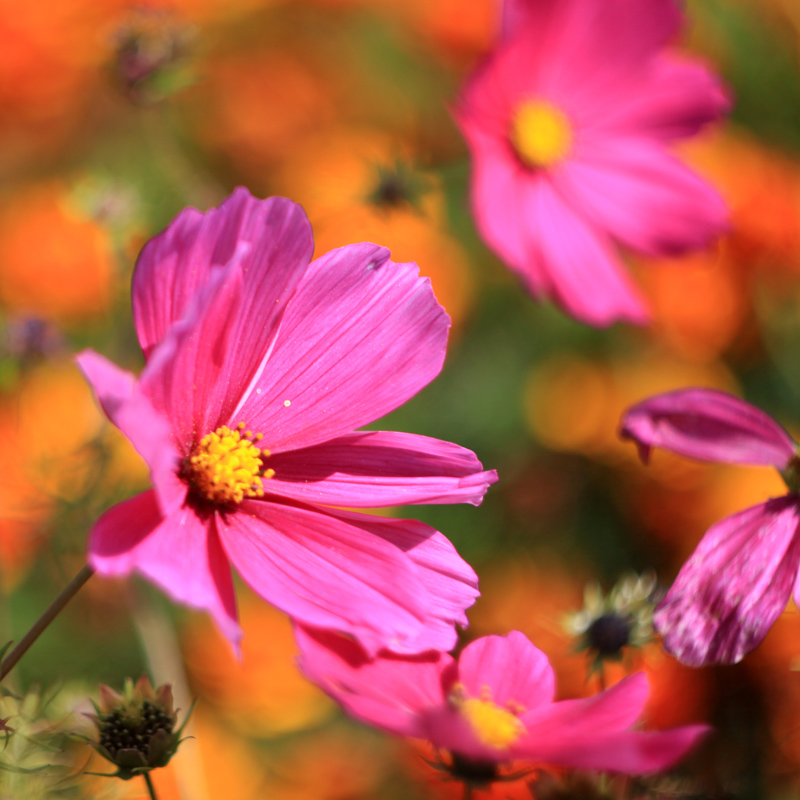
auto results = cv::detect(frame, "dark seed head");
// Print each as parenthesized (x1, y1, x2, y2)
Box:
(585, 613, 631, 656)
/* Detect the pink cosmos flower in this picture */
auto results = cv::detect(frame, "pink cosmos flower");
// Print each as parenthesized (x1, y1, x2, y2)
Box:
(296, 627, 709, 782)
(621, 388, 800, 666)
(453, 0, 730, 327)
(77, 187, 497, 656)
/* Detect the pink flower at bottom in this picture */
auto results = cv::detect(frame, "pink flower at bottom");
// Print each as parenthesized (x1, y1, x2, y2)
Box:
(621, 388, 800, 665)
(453, 0, 730, 327)
(78, 188, 497, 656)
(296, 627, 709, 781)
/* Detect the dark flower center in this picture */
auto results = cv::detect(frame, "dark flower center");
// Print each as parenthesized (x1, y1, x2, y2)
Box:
(448, 752, 499, 784)
(99, 700, 174, 759)
(585, 613, 631, 656)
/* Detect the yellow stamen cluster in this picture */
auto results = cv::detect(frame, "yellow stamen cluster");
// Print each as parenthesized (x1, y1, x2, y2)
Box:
(187, 423, 273, 505)
(510, 99, 573, 168)
(451, 686, 525, 751)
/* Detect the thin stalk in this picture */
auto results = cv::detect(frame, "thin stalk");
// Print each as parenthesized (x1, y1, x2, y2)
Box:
(144, 771, 160, 800)
(596, 662, 606, 692)
(0, 564, 95, 681)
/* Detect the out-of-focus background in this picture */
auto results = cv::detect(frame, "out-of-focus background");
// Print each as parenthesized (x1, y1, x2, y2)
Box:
(3, 0, 800, 797)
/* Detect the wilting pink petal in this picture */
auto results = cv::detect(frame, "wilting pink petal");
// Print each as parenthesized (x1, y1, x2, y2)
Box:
(455, 0, 727, 327)
(237, 243, 451, 453)
(83, 188, 494, 654)
(89, 491, 241, 644)
(265, 431, 496, 508)
(218, 499, 473, 656)
(621, 388, 797, 467)
(295, 624, 447, 738)
(654, 497, 800, 665)
(296, 629, 708, 778)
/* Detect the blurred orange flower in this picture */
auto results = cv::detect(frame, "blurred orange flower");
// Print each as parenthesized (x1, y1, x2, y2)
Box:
(0, 360, 104, 590)
(636, 248, 749, 363)
(193, 50, 338, 177)
(0, 0, 123, 157)
(0, 183, 115, 322)
(277, 128, 474, 329)
(681, 130, 800, 271)
(183, 590, 333, 737)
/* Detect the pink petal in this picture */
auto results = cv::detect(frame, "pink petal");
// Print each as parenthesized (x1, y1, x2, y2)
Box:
(456, 631, 555, 711)
(502, 0, 682, 62)
(517, 725, 709, 774)
(88, 490, 241, 645)
(235, 244, 450, 453)
(76, 350, 185, 516)
(500, 0, 683, 111)
(514, 674, 710, 772)
(330, 507, 480, 653)
(620, 388, 796, 467)
(133, 189, 312, 359)
(217, 499, 466, 656)
(556, 137, 727, 257)
(454, 116, 540, 282)
(139, 262, 244, 452)
(264, 431, 497, 508)
(654, 497, 800, 666)
(594, 54, 731, 141)
(294, 624, 449, 738)
(521, 672, 648, 735)
(526, 181, 649, 326)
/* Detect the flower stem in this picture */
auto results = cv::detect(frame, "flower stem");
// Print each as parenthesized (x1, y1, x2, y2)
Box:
(0, 564, 95, 682)
(144, 772, 160, 800)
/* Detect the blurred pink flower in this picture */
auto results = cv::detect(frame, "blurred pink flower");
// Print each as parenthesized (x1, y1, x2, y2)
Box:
(621, 388, 800, 665)
(453, 0, 730, 327)
(78, 187, 496, 655)
(297, 627, 709, 780)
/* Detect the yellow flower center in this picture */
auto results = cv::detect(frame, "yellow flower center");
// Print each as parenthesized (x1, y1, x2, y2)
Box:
(187, 423, 274, 505)
(510, 99, 573, 168)
(455, 692, 525, 750)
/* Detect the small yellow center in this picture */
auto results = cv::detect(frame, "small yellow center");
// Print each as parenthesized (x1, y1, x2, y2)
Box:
(457, 696, 525, 751)
(187, 423, 274, 505)
(510, 99, 573, 168)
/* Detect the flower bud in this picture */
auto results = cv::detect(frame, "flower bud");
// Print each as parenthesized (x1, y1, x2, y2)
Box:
(89, 675, 192, 780)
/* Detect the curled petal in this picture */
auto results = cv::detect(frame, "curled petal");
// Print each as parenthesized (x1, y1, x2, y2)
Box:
(654, 497, 800, 666)
(620, 388, 797, 467)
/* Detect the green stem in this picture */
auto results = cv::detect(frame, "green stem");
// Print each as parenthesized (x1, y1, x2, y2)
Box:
(0, 564, 95, 682)
(144, 771, 159, 800)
